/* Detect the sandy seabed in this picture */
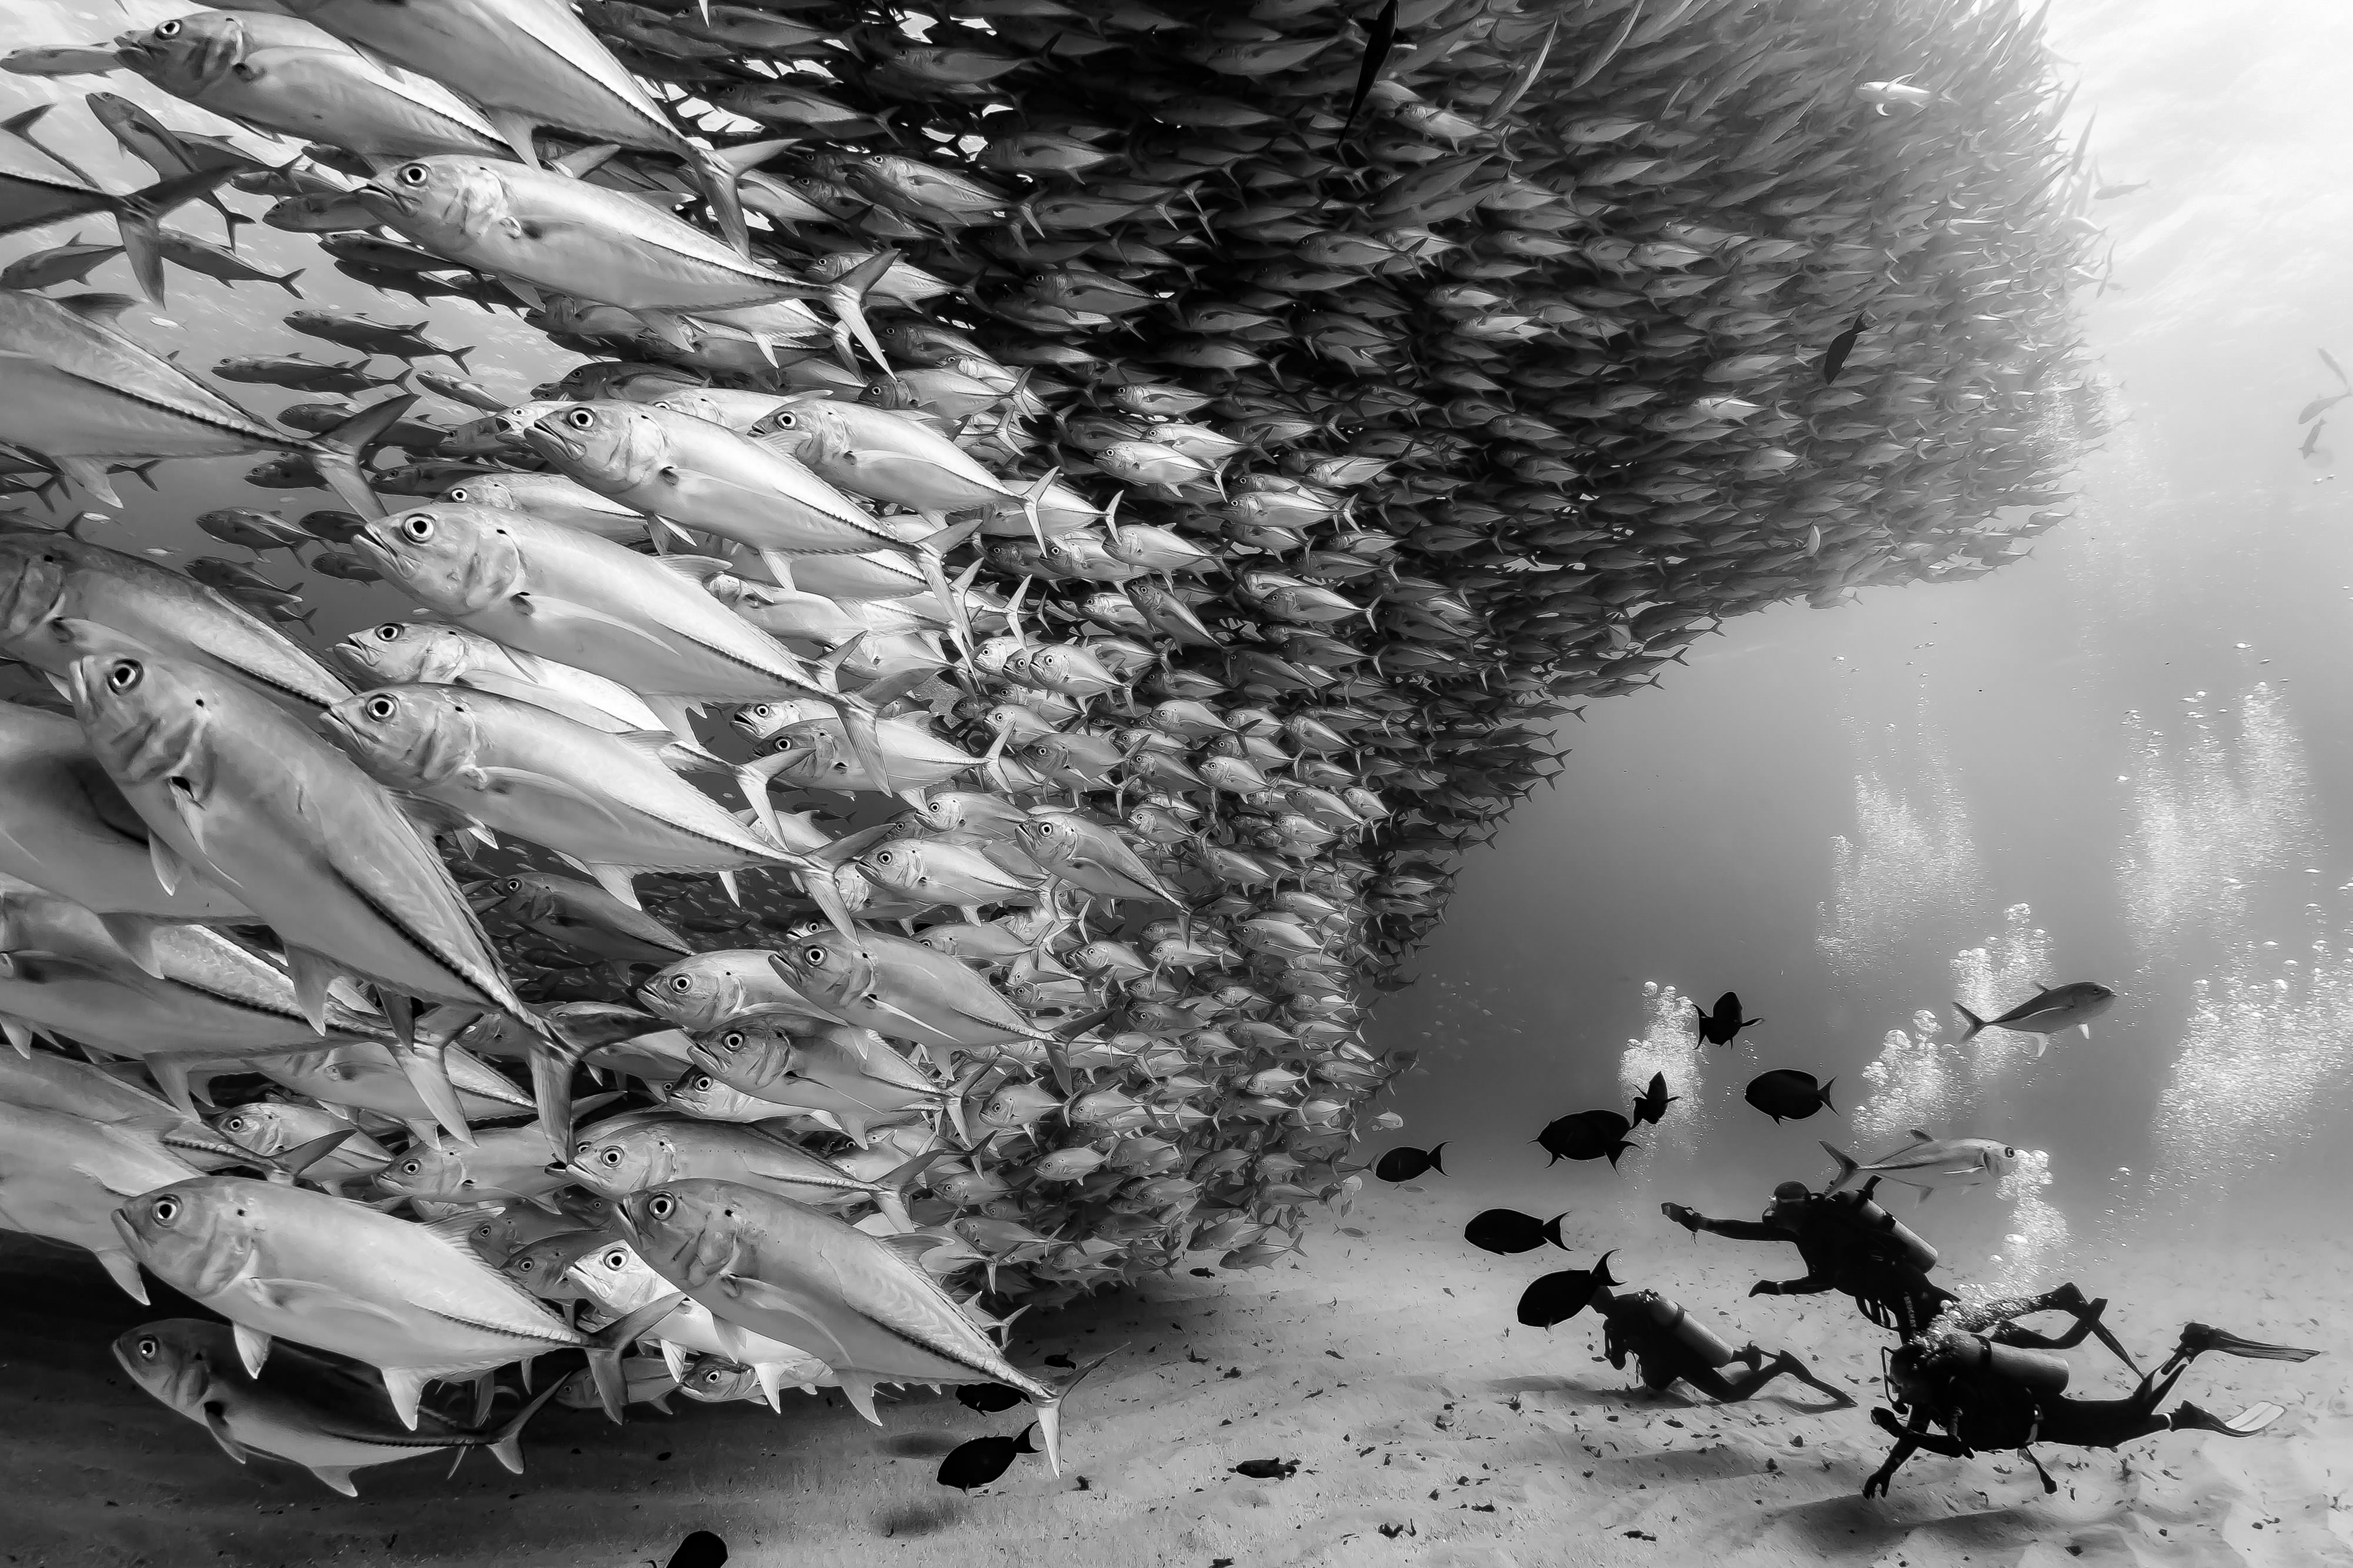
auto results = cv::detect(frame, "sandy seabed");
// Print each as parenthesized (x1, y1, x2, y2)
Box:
(3, 1168, 2347, 1568)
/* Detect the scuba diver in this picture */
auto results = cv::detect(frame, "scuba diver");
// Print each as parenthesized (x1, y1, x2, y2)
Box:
(1591, 1280, 1855, 1407)
(1662, 1180, 2134, 1361)
(1862, 1320, 2319, 1497)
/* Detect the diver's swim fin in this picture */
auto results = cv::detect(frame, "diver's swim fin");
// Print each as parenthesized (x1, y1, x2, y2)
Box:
(2170, 1400, 2284, 1436)
(2180, 1323, 2322, 1362)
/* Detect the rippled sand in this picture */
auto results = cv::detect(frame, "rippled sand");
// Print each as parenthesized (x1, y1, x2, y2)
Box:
(5, 1175, 2344, 1568)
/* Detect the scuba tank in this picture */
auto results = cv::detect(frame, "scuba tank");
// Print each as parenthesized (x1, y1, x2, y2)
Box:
(1637, 1290, 1736, 1367)
(1947, 1335, 2070, 1394)
(1826, 1190, 1939, 1271)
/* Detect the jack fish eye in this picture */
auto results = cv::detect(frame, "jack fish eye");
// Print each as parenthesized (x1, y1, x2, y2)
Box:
(802, 945, 826, 965)
(2004, 1146, 2018, 1157)
(445, 486, 471, 502)
(647, 1193, 675, 1220)
(400, 514, 434, 542)
(602, 1249, 626, 1269)
(371, 623, 402, 642)
(106, 659, 142, 692)
(364, 695, 397, 722)
(503, 879, 521, 892)
(722, 1032, 745, 1049)
(399, 1159, 421, 1175)
(566, 408, 595, 429)
(396, 162, 428, 186)
(136, 1335, 159, 1357)
(155, 19, 181, 36)
(599, 1147, 621, 1166)
(692, 1075, 714, 1092)
(151, 1195, 181, 1225)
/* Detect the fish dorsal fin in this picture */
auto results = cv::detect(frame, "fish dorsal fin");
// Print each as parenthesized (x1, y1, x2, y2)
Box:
(1907, 1128, 1934, 1143)
(58, 292, 140, 325)
(2033, 979, 2053, 993)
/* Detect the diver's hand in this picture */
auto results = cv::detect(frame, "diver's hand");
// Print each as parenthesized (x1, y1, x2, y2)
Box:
(1661, 1202, 1701, 1232)
(1870, 1407, 1905, 1437)
(1749, 1279, 1778, 1297)
(1862, 1466, 1895, 1499)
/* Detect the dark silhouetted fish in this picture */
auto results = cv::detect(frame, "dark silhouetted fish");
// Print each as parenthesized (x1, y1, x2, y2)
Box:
(1516, 1252, 1618, 1329)
(936, 1424, 1038, 1492)
(1822, 313, 1867, 384)
(1537, 1110, 1635, 1167)
(1744, 1070, 1836, 1123)
(1695, 992, 1762, 1047)
(1463, 1208, 1567, 1255)
(666, 1530, 728, 1568)
(1631, 1071, 1676, 1126)
(1373, 1143, 1444, 1182)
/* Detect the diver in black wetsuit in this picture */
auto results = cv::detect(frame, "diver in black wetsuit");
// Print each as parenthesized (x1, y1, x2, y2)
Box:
(1662, 1180, 2133, 1359)
(1862, 1321, 2320, 1497)
(1588, 1283, 1855, 1406)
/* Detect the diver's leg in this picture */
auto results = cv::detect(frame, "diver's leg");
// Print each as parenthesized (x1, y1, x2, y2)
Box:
(2172, 1322, 2323, 1369)
(1685, 1353, 1854, 1406)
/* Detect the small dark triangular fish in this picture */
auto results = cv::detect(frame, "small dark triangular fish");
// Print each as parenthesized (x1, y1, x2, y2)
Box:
(1694, 991, 1762, 1047)
(936, 1424, 1037, 1492)
(956, 1382, 1025, 1414)
(1231, 1457, 1299, 1480)
(1631, 1071, 1677, 1126)
(1373, 1142, 1444, 1182)
(1341, 0, 1400, 138)
(666, 1530, 728, 1568)
(1463, 1208, 1567, 1255)
(1517, 1251, 1617, 1328)
(1536, 1110, 1635, 1167)
(1744, 1069, 1835, 1124)
(1822, 313, 1867, 383)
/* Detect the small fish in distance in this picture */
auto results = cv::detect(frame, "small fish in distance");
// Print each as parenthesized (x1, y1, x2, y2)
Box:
(1232, 1457, 1299, 1480)
(956, 1383, 1024, 1414)
(1374, 1143, 1444, 1182)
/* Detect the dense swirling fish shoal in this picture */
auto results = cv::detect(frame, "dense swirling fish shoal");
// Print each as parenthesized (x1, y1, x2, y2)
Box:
(0, 0, 2104, 1498)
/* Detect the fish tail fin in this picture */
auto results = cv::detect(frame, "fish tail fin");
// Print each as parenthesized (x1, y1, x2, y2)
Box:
(1819, 1141, 1859, 1190)
(115, 166, 239, 306)
(276, 268, 305, 298)
(694, 148, 754, 256)
(308, 392, 418, 519)
(1427, 1141, 1445, 1174)
(1952, 1002, 1987, 1040)
(447, 343, 473, 373)
(1819, 1077, 1835, 1115)
(1544, 1213, 1568, 1249)
(1031, 1346, 1119, 1477)
(527, 1010, 593, 1150)
(485, 1380, 566, 1474)
(585, 1293, 685, 1423)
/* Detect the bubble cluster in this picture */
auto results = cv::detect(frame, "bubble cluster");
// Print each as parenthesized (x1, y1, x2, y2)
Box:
(1619, 981, 1706, 1179)
(1819, 722, 1988, 978)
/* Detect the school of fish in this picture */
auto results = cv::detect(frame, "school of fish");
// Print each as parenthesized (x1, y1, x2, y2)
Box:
(0, 0, 2103, 1498)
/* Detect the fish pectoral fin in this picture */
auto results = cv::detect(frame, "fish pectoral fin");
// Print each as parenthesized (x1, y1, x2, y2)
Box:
(242, 1276, 412, 1331)
(201, 1401, 250, 1465)
(94, 913, 166, 979)
(149, 832, 192, 897)
(485, 109, 543, 169)
(509, 593, 679, 657)
(284, 947, 342, 1035)
(54, 455, 124, 507)
(1907, 1128, 1934, 1142)
(233, 1322, 271, 1379)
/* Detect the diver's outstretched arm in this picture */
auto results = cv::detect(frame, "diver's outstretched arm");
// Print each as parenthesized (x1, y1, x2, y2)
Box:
(1751, 1273, 1834, 1296)
(1662, 1203, 1781, 1242)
